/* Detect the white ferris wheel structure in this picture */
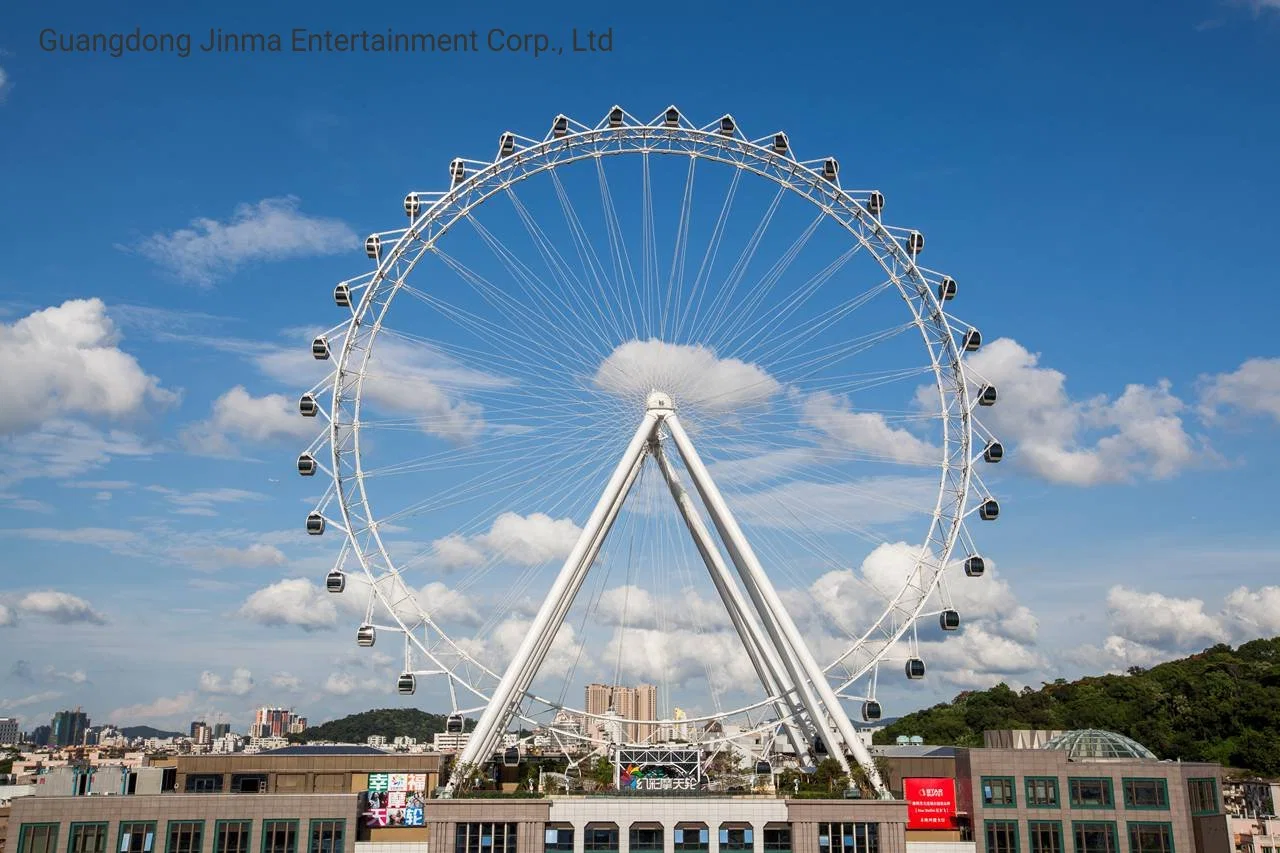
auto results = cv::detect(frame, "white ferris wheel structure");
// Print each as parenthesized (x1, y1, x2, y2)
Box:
(295, 106, 1004, 799)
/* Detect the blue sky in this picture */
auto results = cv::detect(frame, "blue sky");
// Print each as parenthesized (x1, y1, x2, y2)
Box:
(2, 0, 1279, 738)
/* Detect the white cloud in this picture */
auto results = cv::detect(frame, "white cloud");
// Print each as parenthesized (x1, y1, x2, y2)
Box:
(238, 578, 339, 632)
(0, 421, 154, 488)
(199, 667, 255, 696)
(595, 585, 731, 632)
(802, 390, 937, 464)
(0, 691, 64, 711)
(0, 299, 176, 436)
(1221, 585, 1280, 637)
(1105, 585, 1227, 649)
(322, 672, 384, 696)
(457, 618, 585, 681)
(182, 386, 318, 455)
(17, 591, 107, 625)
(960, 338, 1201, 485)
(0, 66, 11, 102)
(431, 512, 583, 569)
(44, 666, 88, 684)
(108, 692, 196, 723)
(1198, 357, 1280, 425)
(728, 476, 937, 532)
(269, 672, 303, 691)
(0, 603, 13, 627)
(178, 543, 288, 570)
(602, 626, 758, 693)
(148, 485, 271, 517)
(134, 196, 357, 285)
(594, 339, 780, 412)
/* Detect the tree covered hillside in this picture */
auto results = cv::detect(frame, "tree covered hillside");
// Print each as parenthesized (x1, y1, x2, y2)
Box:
(291, 708, 471, 744)
(873, 637, 1280, 775)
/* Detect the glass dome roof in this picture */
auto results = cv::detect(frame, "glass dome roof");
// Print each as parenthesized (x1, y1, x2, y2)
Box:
(1042, 729, 1158, 760)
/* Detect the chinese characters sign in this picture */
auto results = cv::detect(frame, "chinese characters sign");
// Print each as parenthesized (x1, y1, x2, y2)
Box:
(362, 773, 429, 826)
(904, 777, 957, 829)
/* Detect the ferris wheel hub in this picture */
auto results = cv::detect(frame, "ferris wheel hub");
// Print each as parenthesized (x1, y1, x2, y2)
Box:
(645, 390, 674, 412)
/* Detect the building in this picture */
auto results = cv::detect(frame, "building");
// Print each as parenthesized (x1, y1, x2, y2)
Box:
(212, 723, 231, 739)
(252, 708, 307, 739)
(0, 719, 18, 746)
(1223, 780, 1280, 853)
(190, 722, 212, 746)
(49, 710, 89, 748)
(583, 683, 658, 743)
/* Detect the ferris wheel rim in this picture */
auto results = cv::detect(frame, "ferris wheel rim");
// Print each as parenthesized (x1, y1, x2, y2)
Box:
(317, 106, 986, 741)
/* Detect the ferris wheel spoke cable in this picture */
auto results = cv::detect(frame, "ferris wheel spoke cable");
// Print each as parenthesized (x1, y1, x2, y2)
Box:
(594, 156, 642, 339)
(674, 165, 742, 344)
(660, 155, 698, 342)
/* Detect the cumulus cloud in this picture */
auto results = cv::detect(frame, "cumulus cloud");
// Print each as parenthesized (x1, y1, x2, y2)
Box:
(595, 585, 731, 632)
(457, 618, 586, 682)
(133, 196, 357, 286)
(182, 386, 317, 455)
(603, 626, 758, 693)
(431, 512, 583, 569)
(0, 603, 12, 627)
(1105, 586, 1227, 649)
(1221, 585, 1280, 637)
(148, 485, 270, 517)
(108, 692, 196, 723)
(269, 672, 303, 691)
(0, 299, 176, 436)
(0, 691, 64, 711)
(0, 66, 11, 102)
(1198, 357, 1280, 425)
(729, 476, 938, 532)
(199, 667, 254, 696)
(0, 421, 154, 487)
(322, 672, 384, 696)
(338, 575, 481, 629)
(960, 338, 1201, 485)
(178, 543, 287, 570)
(594, 339, 780, 412)
(802, 390, 937, 464)
(238, 578, 339, 632)
(16, 591, 107, 625)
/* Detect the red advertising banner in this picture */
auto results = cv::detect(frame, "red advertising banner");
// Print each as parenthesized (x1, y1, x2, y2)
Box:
(904, 777, 957, 830)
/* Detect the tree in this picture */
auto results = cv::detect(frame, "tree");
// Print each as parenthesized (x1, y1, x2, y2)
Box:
(814, 757, 848, 794)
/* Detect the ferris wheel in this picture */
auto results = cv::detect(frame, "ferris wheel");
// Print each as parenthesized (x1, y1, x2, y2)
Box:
(296, 106, 1003, 797)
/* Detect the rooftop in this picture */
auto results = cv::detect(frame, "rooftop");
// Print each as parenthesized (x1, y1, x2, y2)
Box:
(256, 744, 390, 756)
(1042, 729, 1158, 760)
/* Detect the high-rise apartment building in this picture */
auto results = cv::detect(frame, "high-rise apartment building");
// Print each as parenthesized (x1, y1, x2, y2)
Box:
(212, 722, 231, 738)
(50, 708, 90, 746)
(0, 716, 19, 745)
(252, 707, 306, 738)
(583, 683, 658, 742)
(190, 721, 212, 745)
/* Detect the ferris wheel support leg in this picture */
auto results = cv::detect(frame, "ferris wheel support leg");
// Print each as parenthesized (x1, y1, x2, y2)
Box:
(664, 413, 890, 798)
(652, 442, 813, 766)
(443, 410, 661, 796)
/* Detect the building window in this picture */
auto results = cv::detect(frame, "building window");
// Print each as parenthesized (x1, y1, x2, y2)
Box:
(167, 823, 203, 853)
(583, 826, 618, 853)
(17, 824, 58, 853)
(231, 774, 268, 793)
(818, 823, 879, 853)
(1028, 822, 1062, 853)
(455, 823, 518, 853)
(720, 828, 753, 852)
(215, 822, 252, 853)
(1072, 823, 1118, 853)
(545, 828, 574, 853)
(1123, 779, 1169, 810)
(674, 828, 709, 852)
(262, 821, 298, 853)
(118, 823, 158, 853)
(1027, 778, 1060, 808)
(983, 776, 1017, 807)
(763, 826, 792, 853)
(1188, 778, 1219, 815)
(629, 828, 663, 853)
(70, 824, 110, 853)
(1069, 778, 1114, 809)
(1128, 824, 1174, 853)
(185, 774, 223, 793)
(308, 821, 344, 853)
(984, 821, 1018, 853)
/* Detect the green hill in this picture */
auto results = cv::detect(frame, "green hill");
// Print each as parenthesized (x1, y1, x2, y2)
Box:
(874, 637, 1280, 775)
(120, 725, 184, 739)
(291, 708, 471, 744)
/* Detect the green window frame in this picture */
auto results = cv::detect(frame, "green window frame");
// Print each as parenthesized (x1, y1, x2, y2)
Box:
(1026, 777, 1060, 808)
(1028, 822, 1063, 853)
(1071, 822, 1119, 853)
(69, 824, 110, 853)
(165, 822, 203, 853)
(1069, 778, 1115, 809)
(1122, 779, 1170, 810)
(1187, 778, 1219, 816)
(307, 820, 344, 853)
(982, 776, 1017, 808)
(984, 820, 1019, 853)
(18, 824, 60, 853)
(117, 823, 158, 853)
(1127, 823, 1174, 853)
(214, 822, 253, 853)
(262, 821, 299, 853)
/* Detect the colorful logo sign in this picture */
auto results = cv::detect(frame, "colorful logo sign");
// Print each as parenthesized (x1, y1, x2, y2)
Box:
(362, 773, 429, 826)
(904, 777, 957, 830)
(618, 763, 698, 791)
